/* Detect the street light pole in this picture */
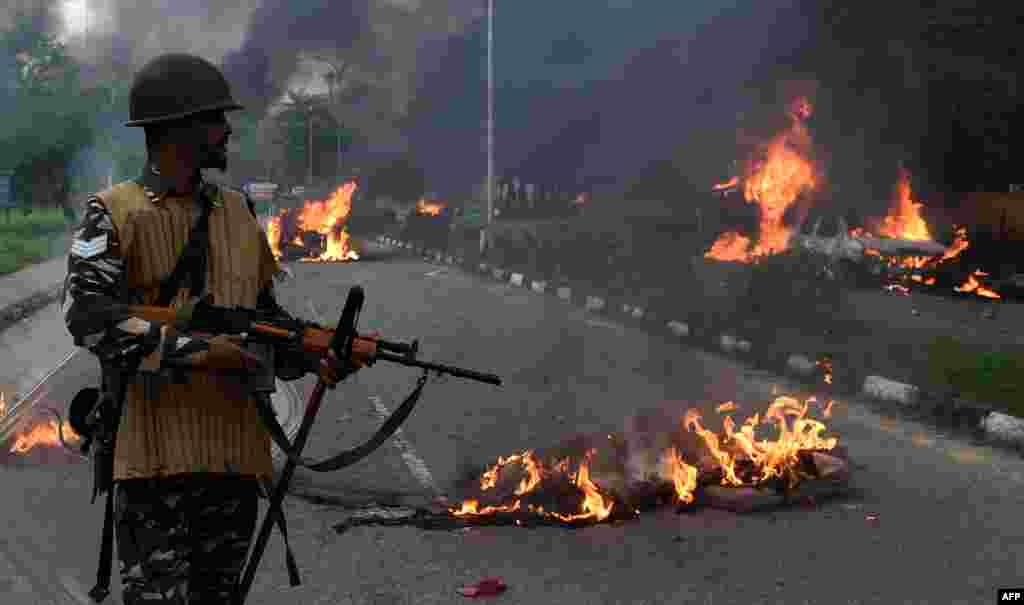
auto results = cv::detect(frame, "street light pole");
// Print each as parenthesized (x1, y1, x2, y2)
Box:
(481, 0, 494, 256)
(307, 105, 314, 186)
(311, 55, 349, 180)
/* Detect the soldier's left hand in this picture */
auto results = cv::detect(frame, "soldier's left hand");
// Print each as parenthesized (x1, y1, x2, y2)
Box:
(317, 331, 379, 387)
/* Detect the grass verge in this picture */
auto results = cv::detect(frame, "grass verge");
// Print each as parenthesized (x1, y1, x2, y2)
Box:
(0, 208, 72, 275)
(927, 336, 1024, 417)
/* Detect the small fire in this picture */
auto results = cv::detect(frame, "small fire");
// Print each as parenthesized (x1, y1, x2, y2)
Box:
(416, 199, 446, 217)
(452, 449, 616, 522)
(686, 396, 837, 489)
(716, 401, 737, 413)
(877, 168, 932, 241)
(816, 357, 833, 385)
(265, 213, 283, 259)
(449, 393, 839, 525)
(264, 182, 360, 262)
(9, 418, 79, 454)
(712, 176, 739, 192)
(662, 447, 698, 504)
(939, 226, 970, 263)
(706, 97, 820, 263)
(955, 271, 1001, 299)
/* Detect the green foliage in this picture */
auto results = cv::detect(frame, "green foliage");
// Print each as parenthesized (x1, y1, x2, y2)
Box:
(927, 336, 1024, 415)
(0, 14, 101, 168)
(273, 90, 354, 181)
(0, 206, 69, 274)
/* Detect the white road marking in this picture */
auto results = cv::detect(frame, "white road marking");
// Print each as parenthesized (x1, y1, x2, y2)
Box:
(58, 572, 94, 605)
(306, 301, 440, 496)
(370, 394, 439, 495)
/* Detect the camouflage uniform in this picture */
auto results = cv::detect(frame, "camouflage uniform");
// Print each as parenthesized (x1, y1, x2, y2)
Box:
(114, 475, 259, 604)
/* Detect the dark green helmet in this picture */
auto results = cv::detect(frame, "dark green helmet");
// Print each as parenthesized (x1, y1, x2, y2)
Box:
(125, 53, 243, 127)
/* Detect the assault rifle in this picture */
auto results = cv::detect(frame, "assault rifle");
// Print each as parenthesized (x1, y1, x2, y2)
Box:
(116, 294, 502, 386)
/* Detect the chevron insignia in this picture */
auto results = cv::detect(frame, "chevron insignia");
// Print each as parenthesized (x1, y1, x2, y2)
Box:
(70, 234, 109, 259)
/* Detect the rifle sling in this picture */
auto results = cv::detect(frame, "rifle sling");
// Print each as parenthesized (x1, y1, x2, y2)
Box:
(252, 372, 429, 474)
(156, 189, 213, 306)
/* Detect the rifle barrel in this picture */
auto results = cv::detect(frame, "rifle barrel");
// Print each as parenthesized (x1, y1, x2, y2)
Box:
(374, 352, 502, 386)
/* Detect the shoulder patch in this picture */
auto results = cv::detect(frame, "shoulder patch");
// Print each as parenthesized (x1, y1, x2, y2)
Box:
(71, 234, 109, 259)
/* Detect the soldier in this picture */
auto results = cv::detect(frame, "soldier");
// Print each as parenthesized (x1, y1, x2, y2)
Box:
(61, 53, 365, 604)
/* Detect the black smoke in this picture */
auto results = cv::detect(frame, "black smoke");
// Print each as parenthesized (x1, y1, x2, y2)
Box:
(221, 0, 372, 114)
(404, 0, 815, 199)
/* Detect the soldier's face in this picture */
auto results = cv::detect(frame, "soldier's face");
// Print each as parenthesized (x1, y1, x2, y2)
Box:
(193, 111, 232, 171)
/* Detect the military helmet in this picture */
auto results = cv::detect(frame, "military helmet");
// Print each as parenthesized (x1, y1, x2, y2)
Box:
(125, 53, 243, 127)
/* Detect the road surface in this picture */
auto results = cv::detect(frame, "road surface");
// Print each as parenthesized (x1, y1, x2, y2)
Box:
(0, 243, 1020, 604)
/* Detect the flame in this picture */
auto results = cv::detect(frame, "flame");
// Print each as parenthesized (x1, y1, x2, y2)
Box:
(706, 97, 819, 263)
(416, 199, 446, 217)
(716, 401, 737, 413)
(263, 183, 359, 262)
(877, 168, 931, 241)
(816, 358, 833, 385)
(955, 271, 1001, 299)
(939, 226, 970, 263)
(712, 177, 739, 192)
(662, 447, 698, 504)
(265, 214, 283, 260)
(452, 449, 615, 522)
(685, 396, 837, 489)
(9, 418, 79, 454)
(549, 450, 615, 522)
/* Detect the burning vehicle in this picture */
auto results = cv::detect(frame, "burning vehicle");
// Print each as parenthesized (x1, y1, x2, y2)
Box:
(400, 197, 452, 252)
(703, 96, 1009, 300)
(264, 182, 360, 263)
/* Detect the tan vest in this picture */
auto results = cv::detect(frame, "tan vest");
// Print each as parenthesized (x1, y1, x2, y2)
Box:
(97, 181, 281, 481)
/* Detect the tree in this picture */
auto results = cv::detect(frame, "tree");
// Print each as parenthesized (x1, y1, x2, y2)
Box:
(271, 89, 353, 184)
(0, 12, 102, 212)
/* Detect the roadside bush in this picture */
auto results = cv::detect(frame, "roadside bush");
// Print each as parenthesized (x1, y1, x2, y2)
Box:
(927, 336, 1024, 416)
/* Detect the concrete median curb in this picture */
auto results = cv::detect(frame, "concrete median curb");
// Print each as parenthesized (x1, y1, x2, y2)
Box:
(376, 237, 1024, 452)
(0, 282, 64, 334)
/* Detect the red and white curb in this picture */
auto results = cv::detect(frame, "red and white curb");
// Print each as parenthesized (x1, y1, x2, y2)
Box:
(375, 235, 1024, 451)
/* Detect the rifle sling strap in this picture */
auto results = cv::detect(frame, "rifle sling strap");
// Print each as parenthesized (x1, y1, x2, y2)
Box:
(157, 190, 214, 307)
(252, 372, 429, 474)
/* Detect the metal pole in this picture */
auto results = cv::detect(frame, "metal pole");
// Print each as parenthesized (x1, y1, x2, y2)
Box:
(480, 0, 494, 256)
(307, 107, 314, 186)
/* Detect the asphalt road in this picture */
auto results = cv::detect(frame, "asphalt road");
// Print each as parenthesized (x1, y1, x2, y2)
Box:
(0, 242, 1021, 605)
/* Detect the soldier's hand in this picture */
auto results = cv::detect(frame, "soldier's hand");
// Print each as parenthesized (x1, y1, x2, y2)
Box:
(317, 331, 379, 387)
(170, 334, 268, 372)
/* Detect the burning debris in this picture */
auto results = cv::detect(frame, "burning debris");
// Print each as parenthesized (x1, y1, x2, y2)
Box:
(415, 199, 447, 217)
(265, 182, 360, 262)
(1, 407, 82, 466)
(335, 395, 849, 534)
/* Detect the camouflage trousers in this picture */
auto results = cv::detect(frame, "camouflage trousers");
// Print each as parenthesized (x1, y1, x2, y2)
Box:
(114, 475, 259, 604)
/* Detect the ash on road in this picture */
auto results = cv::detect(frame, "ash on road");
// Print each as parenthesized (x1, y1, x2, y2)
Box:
(0, 243, 1019, 605)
